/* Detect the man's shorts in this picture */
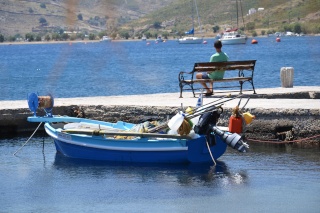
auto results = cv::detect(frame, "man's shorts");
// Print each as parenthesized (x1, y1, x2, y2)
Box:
(201, 72, 210, 79)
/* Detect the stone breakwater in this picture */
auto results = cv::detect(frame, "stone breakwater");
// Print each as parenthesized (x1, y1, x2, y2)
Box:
(1, 104, 319, 143)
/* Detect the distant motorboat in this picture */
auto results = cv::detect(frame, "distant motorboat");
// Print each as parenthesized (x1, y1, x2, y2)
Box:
(219, 0, 247, 45)
(100, 36, 112, 42)
(141, 35, 147, 41)
(219, 29, 247, 45)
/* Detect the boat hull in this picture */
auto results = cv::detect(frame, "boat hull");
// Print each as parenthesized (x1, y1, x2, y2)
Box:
(45, 123, 227, 163)
(178, 37, 203, 44)
(219, 37, 247, 45)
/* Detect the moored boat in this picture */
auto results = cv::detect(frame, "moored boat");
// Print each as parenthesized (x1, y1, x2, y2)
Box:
(219, 29, 247, 45)
(218, 0, 247, 45)
(100, 36, 112, 42)
(25, 93, 249, 163)
(155, 36, 164, 42)
(178, 36, 203, 44)
(178, 0, 203, 44)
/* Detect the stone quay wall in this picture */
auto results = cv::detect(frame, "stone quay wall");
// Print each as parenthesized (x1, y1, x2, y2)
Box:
(1, 105, 319, 143)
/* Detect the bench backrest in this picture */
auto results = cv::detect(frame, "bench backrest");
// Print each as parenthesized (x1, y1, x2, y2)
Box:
(193, 60, 256, 72)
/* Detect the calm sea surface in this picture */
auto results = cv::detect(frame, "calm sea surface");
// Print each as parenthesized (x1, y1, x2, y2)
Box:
(1, 37, 320, 212)
(0, 36, 319, 101)
(1, 138, 319, 213)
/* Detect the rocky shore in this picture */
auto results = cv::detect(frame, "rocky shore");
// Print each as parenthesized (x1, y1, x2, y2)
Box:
(0, 87, 319, 143)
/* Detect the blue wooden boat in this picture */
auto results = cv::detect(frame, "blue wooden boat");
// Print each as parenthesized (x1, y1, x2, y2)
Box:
(26, 93, 248, 163)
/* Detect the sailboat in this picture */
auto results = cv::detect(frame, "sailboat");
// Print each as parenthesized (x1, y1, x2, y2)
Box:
(219, 0, 247, 45)
(178, 0, 203, 44)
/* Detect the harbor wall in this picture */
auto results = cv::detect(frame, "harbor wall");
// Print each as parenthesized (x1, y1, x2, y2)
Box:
(1, 105, 319, 143)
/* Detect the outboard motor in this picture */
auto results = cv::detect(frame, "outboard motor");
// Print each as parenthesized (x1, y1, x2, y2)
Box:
(194, 110, 221, 146)
(212, 126, 249, 153)
(194, 109, 249, 153)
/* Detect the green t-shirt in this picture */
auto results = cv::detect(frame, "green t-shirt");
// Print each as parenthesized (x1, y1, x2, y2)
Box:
(208, 51, 229, 80)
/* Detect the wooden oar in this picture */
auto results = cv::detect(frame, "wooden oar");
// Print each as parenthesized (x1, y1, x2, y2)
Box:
(61, 129, 192, 139)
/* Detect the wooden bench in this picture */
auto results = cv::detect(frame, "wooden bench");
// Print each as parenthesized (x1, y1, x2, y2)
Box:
(178, 60, 257, 98)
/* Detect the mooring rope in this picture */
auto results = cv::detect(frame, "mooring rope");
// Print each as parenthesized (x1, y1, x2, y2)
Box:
(246, 134, 320, 144)
(206, 139, 216, 167)
(13, 122, 43, 156)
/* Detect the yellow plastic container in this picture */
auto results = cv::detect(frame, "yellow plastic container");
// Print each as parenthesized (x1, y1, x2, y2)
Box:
(242, 112, 255, 124)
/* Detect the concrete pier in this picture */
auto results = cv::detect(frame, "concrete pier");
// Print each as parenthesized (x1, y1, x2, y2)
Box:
(0, 86, 319, 142)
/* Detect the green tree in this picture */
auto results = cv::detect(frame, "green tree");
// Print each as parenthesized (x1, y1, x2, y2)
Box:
(88, 33, 96, 40)
(61, 33, 69, 40)
(252, 31, 257, 37)
(39, 17, 47, 25)
(212, 25, 220, 33)
(45, 35, 51, 41)
(145, 32, 152, 39)
(40, 3, 46, 9)
(267, 29, 274, 35)
(261, 30, 266, 36)
(98, 31, 107, 39)
(52, 33, 61, 41)
(70, 34, 77, 41)
(153, 21, 162, 29)
(35, 35, 42, 41)
(25, 33, 34, 42)
(293, 23, 302, 34)
(283, 24, 293, 32)
(162, 32, 169, 39)
(78, 14, 83, 21)
(8, 36, 15, 42)
(77, 33, 85, 40)
(0, 34, 4, 42)
(119, 30, 130, 39)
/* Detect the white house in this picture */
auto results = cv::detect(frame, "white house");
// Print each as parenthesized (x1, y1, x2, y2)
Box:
(248, 8, 256, 15)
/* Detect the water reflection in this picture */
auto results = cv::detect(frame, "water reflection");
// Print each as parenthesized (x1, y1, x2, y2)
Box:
(249, 142, 320, 163)
(53, 153, 248, 187)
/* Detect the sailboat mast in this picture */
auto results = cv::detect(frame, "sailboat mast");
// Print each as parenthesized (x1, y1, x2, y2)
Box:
(239, 0, 246, 31)
(194, 0, 202, 36)
(236, 0, 239, 28)
(191, 0, 194, 36)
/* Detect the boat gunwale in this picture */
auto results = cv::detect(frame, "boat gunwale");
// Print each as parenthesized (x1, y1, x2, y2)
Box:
(45, 123, 190, 152)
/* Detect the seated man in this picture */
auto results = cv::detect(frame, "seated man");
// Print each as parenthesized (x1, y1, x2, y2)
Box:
(196, 40, 229, 96)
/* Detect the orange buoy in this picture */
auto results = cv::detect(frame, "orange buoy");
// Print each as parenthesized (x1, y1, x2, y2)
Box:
(251, 39, 258, 44)
(276, 37, 281, 42)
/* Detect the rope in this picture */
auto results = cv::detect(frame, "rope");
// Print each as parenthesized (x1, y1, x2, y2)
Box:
(206, 139, 216, 167)
(13, 122, 43, 156)
(246, 134, 320, 144)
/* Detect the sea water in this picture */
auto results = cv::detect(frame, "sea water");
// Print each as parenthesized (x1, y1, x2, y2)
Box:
(1, 36, 320, 212)
(1, 137, 319, 212)
(0, 36, 319, 101)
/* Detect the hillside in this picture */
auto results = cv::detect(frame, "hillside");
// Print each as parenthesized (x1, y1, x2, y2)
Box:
(127, 0, 320, 37)
(0, 0, 175, 36)
(0, 0, 319, 40)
